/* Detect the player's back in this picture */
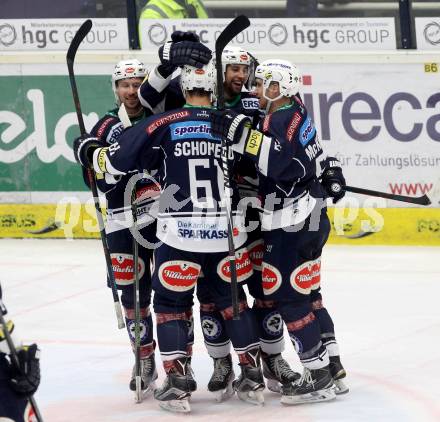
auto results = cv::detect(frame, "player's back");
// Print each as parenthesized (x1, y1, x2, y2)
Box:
(132, 106, 248, 252)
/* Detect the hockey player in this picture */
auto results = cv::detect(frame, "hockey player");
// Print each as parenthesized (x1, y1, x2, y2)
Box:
(209, 59, 348, 404)
(79, 59, 159, 398)
(73, 59, 266, 412)
(0, 283, 41, 422)
(139, 34, 297, 398)
(244, 60, 349, 395)
(138, 41, 258, 115)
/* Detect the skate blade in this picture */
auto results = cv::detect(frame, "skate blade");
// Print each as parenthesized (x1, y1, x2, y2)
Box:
(281, 387, 336, 405)
(333, 379, 349, 395)
(212, 381, 235, 403)
(158, 398, 191, 413)
(237, 389, 265, 405)
(266, 379, 282, 394)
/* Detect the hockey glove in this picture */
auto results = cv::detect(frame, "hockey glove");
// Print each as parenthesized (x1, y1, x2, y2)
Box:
(210, 109, 252, 146)
(158, 40, 212, 69)
(320, 157, 346, 203)
(73, 135, 103, 168)
(9, 343, 41, 395)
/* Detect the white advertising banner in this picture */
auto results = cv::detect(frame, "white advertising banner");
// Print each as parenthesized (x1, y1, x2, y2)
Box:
(0, 19, 129, 51)
(140, 18, 396, 52)
(299, 63, 439, 206)
(415, 17, 440, 50)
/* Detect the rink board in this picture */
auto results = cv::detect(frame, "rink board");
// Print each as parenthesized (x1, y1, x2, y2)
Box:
(0, 204, 439, 245)
(1, 53, 439, 246)
(0, 58, 439, 204)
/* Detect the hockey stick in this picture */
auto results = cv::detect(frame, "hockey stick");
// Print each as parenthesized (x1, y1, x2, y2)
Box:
(215, 15, 251, 319)
(343, 185, 431, 206)
(130, 185, 142, 403)
(0, 307, 44, 422)
(119, 111, 143, 402)
(66, 19, 125, 329)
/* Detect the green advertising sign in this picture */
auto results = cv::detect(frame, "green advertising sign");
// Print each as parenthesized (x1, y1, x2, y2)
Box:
(0, 75, 114, 191)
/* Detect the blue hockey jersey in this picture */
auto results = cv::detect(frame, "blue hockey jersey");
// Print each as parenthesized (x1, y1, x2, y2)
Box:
(84, 107, 160, 234)
(89, 106, 247, 252)
(231, 95, 328, 230)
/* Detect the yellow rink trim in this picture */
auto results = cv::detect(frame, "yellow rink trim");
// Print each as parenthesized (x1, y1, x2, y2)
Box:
(0, 204, 439, 245)
(327, 207, 440, 245)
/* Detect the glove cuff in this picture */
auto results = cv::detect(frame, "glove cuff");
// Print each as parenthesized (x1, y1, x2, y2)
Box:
(162, 41, 172, 62)
(320, 156, 342, 174)
(91, 147, 109, 173)
(227, 114, 247, 141)
(0, 320, 23, 354)
(231, 123, 251, 154)
(153, 65, 174, 88)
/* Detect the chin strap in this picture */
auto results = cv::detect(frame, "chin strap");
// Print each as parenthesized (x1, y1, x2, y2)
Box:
(263, 87, 283, 114)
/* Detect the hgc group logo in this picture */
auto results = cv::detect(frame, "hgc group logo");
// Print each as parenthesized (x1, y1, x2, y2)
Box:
(0, 23, 17, 47)
(424, 21, 440, 46)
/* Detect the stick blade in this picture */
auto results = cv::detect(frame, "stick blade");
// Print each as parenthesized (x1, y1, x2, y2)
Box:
(215, 15, 250, 59)
(66, 19, 93, 63)
(416, 195, 431, 206)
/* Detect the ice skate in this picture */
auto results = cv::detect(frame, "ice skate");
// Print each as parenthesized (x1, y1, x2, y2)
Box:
(233, 350, 265, 405)
(129, 354, 158, 401)
(281, 366, 336, 405)
(154, 357, 196, 413)
(262, 352, 300, 394)
(207, 354, 235, 402)
(329, 355, 349, 395)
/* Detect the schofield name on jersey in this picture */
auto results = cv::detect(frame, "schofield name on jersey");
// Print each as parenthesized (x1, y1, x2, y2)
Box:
(172, 121, 233, 159)
(174, 141, 234, 159)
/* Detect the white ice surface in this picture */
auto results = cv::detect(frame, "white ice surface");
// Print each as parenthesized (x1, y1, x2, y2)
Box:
(1, 239, 439, 422)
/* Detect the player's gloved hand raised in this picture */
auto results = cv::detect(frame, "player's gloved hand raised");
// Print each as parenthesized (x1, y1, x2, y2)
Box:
(158, 39, 212, 69)
(320, 157, 346, 203)
(210, 109, 252, 146)
(73, 134, 103, 168)
(9, 343, 41, 395)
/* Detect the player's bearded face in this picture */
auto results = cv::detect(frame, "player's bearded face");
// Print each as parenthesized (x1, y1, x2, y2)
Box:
(116, 77, 143, 115)
(224, 64, 249, 96)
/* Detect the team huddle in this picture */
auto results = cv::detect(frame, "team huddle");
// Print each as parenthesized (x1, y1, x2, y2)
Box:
(73, 30, 348, 413)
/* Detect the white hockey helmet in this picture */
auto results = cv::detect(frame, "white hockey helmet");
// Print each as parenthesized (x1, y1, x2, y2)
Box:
(255, 59, 302, 101)
(180, 59, 216, 99)
(222, 46, 252, 72)
(111, 59, 148, 101)
(222, 46, 257, 90)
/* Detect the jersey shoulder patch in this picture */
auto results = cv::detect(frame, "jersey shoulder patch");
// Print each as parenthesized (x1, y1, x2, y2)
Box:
(93, 116, 119, 140)
(146, 110, 191, 135)
(106, 121, 125, 144)
(240, 93, 259, 111)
